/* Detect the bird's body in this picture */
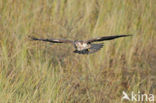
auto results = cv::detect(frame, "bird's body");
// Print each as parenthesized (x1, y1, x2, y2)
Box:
(74, 41, 91, 51)
(30, 34, 132, 54)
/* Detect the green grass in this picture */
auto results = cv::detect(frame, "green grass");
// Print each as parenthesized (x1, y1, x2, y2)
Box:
(0, 0, 155, 103)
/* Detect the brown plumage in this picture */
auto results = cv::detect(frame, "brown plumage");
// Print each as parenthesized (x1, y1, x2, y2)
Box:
(30, 34, 132, 54)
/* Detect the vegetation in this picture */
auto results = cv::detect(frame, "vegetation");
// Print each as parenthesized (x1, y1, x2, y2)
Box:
(0, 0, 155, 103)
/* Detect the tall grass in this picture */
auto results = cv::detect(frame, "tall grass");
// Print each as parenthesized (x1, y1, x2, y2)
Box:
(0, 0, 155, 103)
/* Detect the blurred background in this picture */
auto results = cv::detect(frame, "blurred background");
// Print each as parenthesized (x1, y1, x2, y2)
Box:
(0, 0, 155, 102)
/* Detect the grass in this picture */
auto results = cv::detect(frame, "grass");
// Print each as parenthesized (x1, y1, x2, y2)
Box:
(0, 0, 155, 103)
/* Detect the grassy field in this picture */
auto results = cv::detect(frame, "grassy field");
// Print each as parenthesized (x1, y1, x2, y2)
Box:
(0, 0, 155, 103)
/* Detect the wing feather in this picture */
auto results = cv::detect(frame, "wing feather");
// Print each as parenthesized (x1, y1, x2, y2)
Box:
(86, 34, 132, 43)
(29, 36, 73, 43)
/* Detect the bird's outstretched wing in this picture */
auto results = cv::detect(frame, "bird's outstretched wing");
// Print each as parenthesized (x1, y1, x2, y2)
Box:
(29, 36, 73, 43)
(86, 34, 132, 43)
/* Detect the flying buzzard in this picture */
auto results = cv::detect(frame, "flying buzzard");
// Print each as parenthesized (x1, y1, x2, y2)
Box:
(30, 35, 132, 54)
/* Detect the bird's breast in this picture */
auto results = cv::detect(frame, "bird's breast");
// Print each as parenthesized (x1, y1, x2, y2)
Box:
(75, 42, 90, 51)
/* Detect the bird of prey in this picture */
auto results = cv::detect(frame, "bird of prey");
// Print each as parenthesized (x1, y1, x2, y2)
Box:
(30, 35, 132, 54)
